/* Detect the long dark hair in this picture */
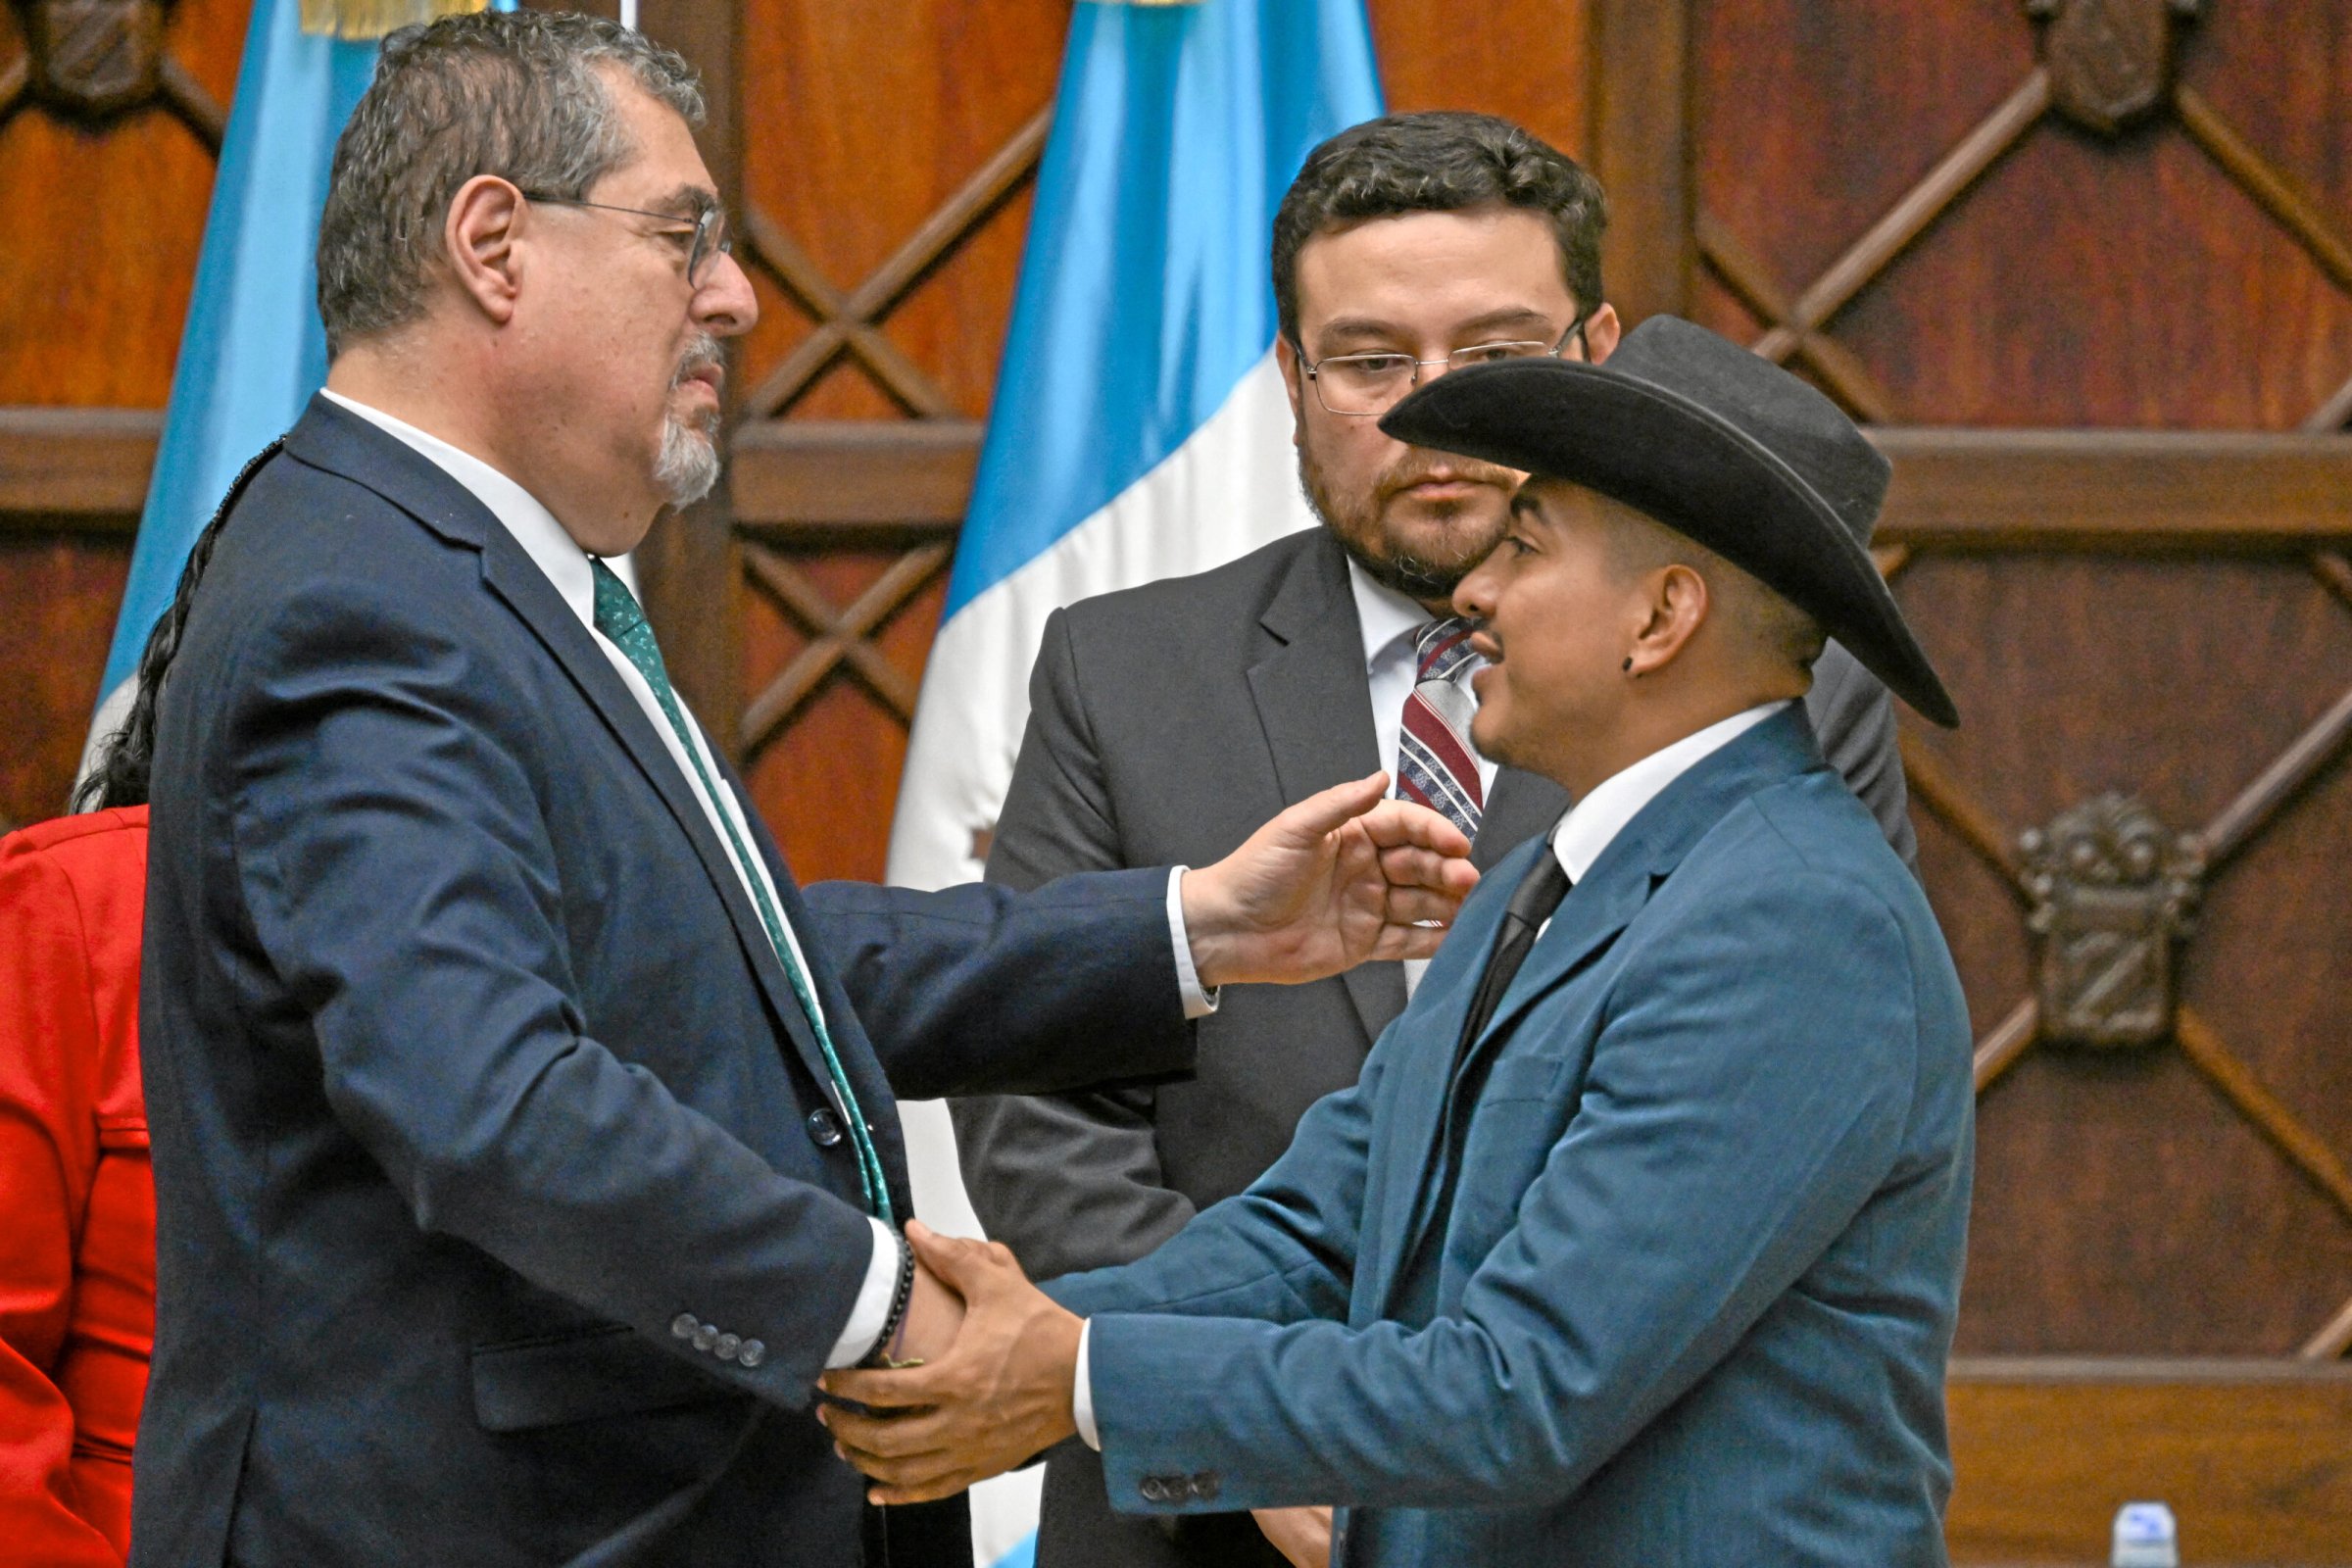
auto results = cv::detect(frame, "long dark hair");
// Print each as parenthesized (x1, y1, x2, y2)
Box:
(73, 440, 283, 814)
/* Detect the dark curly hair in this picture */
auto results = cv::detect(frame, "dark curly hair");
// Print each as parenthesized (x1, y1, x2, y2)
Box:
(1271, 111, 1607, 347)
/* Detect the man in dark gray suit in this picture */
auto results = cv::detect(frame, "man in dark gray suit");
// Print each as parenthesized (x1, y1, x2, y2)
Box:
(950, 112, 1918, 1568)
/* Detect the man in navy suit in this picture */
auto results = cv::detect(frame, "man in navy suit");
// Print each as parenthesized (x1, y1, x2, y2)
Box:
(130, 15, 1471, 1568)
(823, 317, 1976, 1567)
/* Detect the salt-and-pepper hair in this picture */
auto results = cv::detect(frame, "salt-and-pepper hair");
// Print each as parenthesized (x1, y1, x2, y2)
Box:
(316, 9, 703, 357)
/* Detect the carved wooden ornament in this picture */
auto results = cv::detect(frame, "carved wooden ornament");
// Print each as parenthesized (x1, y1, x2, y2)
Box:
(2025, 0, 2199, 134)
(11, 0, 172, 122)
(2021, 793, 2204, 1049)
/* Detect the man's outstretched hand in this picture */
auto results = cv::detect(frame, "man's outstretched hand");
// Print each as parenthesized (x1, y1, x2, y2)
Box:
(818, 1222, 1081, 1505)
(1181, 772, 1478, 989)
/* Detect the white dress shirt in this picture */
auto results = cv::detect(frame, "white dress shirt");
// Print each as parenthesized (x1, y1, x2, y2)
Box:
(1070, 698, 1792, 1448)
(321, 391, 1211, 1369)
(1348, 558, 1496, 996)
(1546, 701, 1790, 888)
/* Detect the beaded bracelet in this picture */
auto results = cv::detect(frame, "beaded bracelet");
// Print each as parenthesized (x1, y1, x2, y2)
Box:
(858, 1229, 922, 1369)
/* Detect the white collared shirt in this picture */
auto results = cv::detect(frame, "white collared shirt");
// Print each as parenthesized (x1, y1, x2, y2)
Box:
(321, 390, 1210, 1369)
(1071, 697, 1794, 1450)
(1547, 701, 1791, 888)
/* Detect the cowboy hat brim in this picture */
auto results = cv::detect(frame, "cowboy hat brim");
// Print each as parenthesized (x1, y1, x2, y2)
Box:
(1381, 356, 1959, 727)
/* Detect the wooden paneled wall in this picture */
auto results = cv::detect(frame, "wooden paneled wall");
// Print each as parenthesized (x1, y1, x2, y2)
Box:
(5, 3, 2351, 1557)
(1678, 0, 2352, 1364)
(0, 0, 248, 828)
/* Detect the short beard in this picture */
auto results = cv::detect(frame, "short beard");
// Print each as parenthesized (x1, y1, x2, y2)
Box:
(654, 413, 720, 508)
(654, 334, 726, 508)
(1297, 433, 1514, 605)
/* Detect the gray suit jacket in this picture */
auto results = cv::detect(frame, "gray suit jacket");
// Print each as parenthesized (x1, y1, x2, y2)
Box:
(951, 524, 1916, 1567)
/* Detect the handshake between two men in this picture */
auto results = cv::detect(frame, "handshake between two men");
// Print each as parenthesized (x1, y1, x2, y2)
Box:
(818, 769, 1476, 1559)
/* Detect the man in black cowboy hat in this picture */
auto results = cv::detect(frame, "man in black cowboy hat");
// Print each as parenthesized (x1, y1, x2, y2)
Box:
(820, 317, 1975, 1568)
(952, 116, 1917, 1567)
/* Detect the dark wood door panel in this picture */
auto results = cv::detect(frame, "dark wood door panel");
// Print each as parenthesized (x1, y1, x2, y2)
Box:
(1964, 1047, 2352, 1355)
(0, 534, 130, 825)
(0, 0, 248, 408)
(1690, 0, 2352, 1382)
(1893, 553, 2352, 850)
(1875, 441, 2352, 1356)
(1691, 0, 2352, 432)
(732, 0, 1062, 423)
(740, 540, 951, 884)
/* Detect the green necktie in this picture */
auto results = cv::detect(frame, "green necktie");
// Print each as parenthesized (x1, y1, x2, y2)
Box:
(590, 559, 893, 1223)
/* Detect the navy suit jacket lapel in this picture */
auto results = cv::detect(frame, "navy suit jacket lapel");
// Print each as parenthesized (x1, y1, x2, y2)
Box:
(1246, 532, 1405, 1044)
(1375, 707, 1831, 1298)
(721, 759, 916, 1210)
(281, 398, 841, 1098)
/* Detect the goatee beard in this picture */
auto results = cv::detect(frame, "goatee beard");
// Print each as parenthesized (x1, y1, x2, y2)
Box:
(1298, 445, 1502, 605)
(654, 413, 720, 508)
(1338, 534, 1470, 603)
(656, 334, 726, 508)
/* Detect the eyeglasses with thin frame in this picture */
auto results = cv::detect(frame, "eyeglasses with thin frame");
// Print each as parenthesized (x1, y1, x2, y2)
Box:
(1298, 315, 1593, 417)
(517, 190, 734, 288)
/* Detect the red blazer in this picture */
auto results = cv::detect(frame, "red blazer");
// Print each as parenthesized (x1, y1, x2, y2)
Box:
(0, 808, 152, 1567)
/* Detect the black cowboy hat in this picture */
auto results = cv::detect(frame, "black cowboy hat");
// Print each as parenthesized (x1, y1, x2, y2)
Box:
(1381, 315, 1958, 727)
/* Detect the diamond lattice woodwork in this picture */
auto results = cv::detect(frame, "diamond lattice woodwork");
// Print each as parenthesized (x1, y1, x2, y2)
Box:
(1690, 0, 2352, 1361)
(725, 107, 1049, 776)
(1696, 17, 2352, 432)
(1886, 545, 2352, 1358)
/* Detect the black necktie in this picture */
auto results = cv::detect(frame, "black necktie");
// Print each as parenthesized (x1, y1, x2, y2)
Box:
(1458, 850, 1574, 1050)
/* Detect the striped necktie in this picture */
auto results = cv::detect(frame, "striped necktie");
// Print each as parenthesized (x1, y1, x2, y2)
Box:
(589, 560, 893, 1223)
(1396, 616, 1485, 844)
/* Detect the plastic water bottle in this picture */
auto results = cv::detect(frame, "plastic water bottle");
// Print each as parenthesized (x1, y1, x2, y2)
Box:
(2112, 1501, 2180, 1567)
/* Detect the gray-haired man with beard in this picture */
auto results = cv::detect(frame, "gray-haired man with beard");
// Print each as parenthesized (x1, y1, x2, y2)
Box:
(951, 111, 1917, 1568)
(129, 17, 1480, 1568)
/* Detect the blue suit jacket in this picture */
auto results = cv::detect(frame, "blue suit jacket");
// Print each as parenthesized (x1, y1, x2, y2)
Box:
(133, 399, 1193, 1568)
(1052, 709, 1974, 1567)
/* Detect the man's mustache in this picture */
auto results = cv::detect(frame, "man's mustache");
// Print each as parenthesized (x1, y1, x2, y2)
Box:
(669, 336, 726, 435)
(672, 335, 725, 390)
(1375, 452, 1518, 502)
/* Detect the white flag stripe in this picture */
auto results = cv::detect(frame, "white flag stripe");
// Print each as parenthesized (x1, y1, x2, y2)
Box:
(886, 352, 1316, 894)
(889, 351, 1315, 1568)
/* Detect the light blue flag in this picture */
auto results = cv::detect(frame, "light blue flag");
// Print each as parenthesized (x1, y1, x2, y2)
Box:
(86, 0, 512, 761)
(891, 0, 1382, 889)
(943, 0, 1383, 620)
(883, 4, 1380, 1563)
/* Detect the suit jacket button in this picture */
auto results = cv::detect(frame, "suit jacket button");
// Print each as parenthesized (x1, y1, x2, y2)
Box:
(808, 1107, 844, 1147)
(1190, 1471, 1220, 1502)
(713, 1333, 742, 1362)
(738, 1339, 765, 1368)
(692, 1323, 719, 1353)
(1139, 1476, 1167, 1503)
(670, 1313, 700, 1340)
